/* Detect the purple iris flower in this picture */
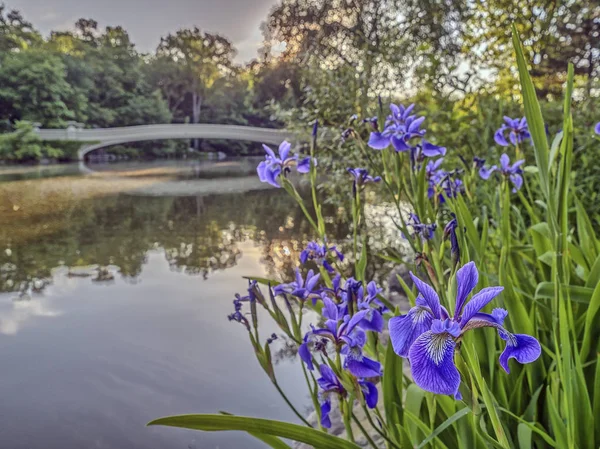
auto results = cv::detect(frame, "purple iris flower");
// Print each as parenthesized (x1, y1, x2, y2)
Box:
(257, 141, 312, 188)
(500, 154, 525, 192)
(388, 262, 541, 399)
(444, 215, 460, 262)
(362, 116, 379, 130)
(494, 116, 531, 147)
(320, 273, 344, 301)
(316, 364, 378, 428)
(344, 279, 385, 333)
(406, 213, 437, 241)
(368, 103, 428, 152)
(426, 158, 445, 199)
(473, 156, 486, 169)
(425, 159, 463, 202)
(412, 141, 447, 164)
(433, 172, 463, 202)
(228, 280, 260, 330)
(478, 162, 498, 181)
(347, 167, 381, 195)
(316, 364, 345, 428)
(300, 241, 344, 273)
(595, 122, 600, 135)
(480, 154, 525, 192)
(299, 300, 382, 377)
(272, 268, 321, 302)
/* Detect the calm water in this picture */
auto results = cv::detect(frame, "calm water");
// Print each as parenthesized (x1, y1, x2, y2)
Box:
(0, 161, 341, 449)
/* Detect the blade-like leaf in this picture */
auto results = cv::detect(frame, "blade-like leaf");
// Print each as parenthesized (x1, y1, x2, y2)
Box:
(416, 407, 471, 449)
(579, 279, 600, 361)
(512, 25, 550, 200)
(148, 414, 362, 449)
(517, 423, 532, 449)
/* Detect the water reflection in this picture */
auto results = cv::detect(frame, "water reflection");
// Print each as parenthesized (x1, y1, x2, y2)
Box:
(0, 182, 340, 293)
(0, 162, 408, 448)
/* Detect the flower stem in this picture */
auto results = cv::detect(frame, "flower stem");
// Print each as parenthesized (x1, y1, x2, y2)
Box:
(352, 411, 379, 449)
(272, 379, 312, 428)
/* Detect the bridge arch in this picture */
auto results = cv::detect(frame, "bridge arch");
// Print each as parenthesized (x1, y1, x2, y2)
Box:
(34, 124, 295, 160)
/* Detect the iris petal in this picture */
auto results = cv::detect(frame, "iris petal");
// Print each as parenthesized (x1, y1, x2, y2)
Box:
(358, 309, 384, 333)
(478, 165, 496, 180)
(500, 153, 510, 171)
(389, 306, 434, 357)
(510, 174, 523, 192)
(455, 262, 479, 317)
(368, 132, 390, 150)
(407, 116, 426, 133)
(460, 286, 504, 326)
(278, 141, 291, 160)
(345, 354, 381, 378)
(322, 297, 338, 321)
(595, 122, 600, 135)
(391, 135, 411, 152)
(409, 273, 442, 318)
(499, 333, 541, 374)
(320, 399, 332, 428)
(298, 342, 314, 370)
(262, 144, 276, 159)
(494, 129, 509, 146)
(257, 161, 268, 182)
(409, 331, 460, 397)
(264, 164, 281, 187)
(306, 272, 321, 292)
(421, 140, 446, 157)
(297, 156, 311, 173)
(360, 381, 378, 408)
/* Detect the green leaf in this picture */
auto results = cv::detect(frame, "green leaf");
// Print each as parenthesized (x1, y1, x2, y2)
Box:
(548, 131, 563, 172)
(244, 276, 281, 287)
(523, 166, 539, 174)
(356, 237, 368, 281)
(584, 251, 600, 288)
(593, 354, 600, 445)
(415, 407, 471, 449)
(382, 338, 403, 443)
(546, 395, 568, 448)
(147, 414, 362, 449)
(512, 25, 550, 199)
(579, 278, 600, 361)
(249, 432, 292, 449)
(498, 407, 557, 447)
(576, 199, 599, 266)
(517, 423, 532, 449)
(220, 411, 291, 449)
(534, 282, 593, 304)
(404, 384, 426, 443)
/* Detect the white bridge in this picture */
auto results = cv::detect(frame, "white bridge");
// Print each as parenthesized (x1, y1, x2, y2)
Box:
(34, 124, 294, 160)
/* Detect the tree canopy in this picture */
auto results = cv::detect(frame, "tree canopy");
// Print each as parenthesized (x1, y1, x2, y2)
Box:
(0, 1, 597, 161)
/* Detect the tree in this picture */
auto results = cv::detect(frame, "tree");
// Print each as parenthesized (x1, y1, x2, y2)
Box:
(262, 0, 468, 111)
(0, 5, 42, 52)
(145, 56, 192, 121)
(48, 20, 171, 127)
(0, 49, 76, 127)
(464, 0, 600, 98)
(156, 28, 237, 125)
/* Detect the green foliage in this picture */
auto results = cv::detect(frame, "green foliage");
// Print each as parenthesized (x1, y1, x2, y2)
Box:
(0, 49, 75, 128)
(151, 32, 600, 449)
(147, 415, 362, 449)
(0, 121, 50, 161)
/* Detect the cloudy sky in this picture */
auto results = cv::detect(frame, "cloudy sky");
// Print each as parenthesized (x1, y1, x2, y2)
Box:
(9, 0, 279, 62)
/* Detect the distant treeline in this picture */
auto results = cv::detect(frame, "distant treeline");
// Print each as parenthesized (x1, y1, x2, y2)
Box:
(0, 1, 597, 161)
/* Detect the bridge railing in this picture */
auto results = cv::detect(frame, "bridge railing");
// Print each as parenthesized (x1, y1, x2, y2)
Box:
(34, 124, 292, 144)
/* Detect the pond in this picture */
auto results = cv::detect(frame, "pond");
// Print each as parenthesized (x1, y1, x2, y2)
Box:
(0, 160, 349, 449)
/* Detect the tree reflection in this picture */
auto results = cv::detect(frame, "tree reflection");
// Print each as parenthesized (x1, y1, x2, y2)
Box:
(0, 184, 353, 293)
